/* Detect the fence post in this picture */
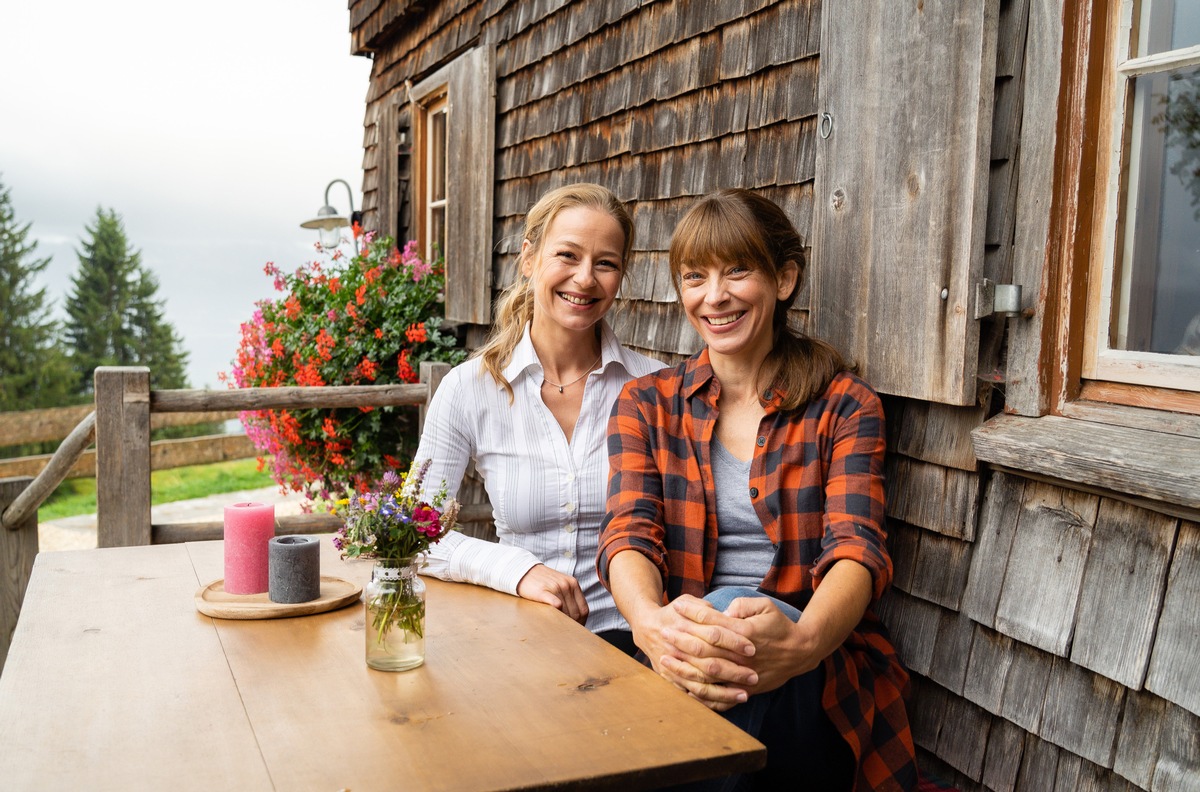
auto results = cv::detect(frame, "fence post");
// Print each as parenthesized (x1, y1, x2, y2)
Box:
(1, 476, 39, 675)
(418, 362, 451, 435)
(95, 367, 152, 547)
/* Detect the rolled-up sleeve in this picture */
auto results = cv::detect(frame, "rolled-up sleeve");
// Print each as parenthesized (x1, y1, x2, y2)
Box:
(810, 377, 893, 602)
(597, 382, 670, 588)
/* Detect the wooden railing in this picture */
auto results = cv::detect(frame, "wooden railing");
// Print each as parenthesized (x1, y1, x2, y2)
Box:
(0, 362, 492, 669)
(0, 404, 244, 480)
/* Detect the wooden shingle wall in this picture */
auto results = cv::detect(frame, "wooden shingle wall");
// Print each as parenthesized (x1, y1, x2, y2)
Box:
(877, 0, 1200, 788)
(351, 0, 1200, 788)
(356, 0, 821, 362)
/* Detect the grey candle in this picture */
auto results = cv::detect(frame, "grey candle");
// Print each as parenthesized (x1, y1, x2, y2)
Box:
(268, 535, 321, 603)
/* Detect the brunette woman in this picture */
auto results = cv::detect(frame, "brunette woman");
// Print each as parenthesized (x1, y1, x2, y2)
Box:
(599, 189, 917, 789)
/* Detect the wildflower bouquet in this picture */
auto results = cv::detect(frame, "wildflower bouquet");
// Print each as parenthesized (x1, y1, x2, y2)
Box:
(335, 460, 459, 649)
(226, 232, 466, 503)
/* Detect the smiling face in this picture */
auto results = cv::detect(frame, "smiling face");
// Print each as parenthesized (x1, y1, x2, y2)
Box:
(679, 257, 797, 365)
(522, 206, 626, 340)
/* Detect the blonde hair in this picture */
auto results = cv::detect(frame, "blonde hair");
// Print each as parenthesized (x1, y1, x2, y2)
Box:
(476, 183, 635, 400)
(669, 189, 852, 410)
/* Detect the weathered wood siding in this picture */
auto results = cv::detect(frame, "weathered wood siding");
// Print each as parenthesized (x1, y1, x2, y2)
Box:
(354, 0, 821, 361)
(351, 0, 1200, 788)
(875, 0, 1200, 788)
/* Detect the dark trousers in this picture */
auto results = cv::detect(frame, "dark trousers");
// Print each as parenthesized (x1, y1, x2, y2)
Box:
(660, 587, 855, 792)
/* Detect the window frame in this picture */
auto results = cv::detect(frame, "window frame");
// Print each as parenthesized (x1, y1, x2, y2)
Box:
(405, 45, 495, 326)
(1082, 0, 1200, 399)
(413, 91, 449, 263)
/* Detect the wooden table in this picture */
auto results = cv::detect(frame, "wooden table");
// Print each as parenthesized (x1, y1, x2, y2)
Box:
(0, 538, 764, 790)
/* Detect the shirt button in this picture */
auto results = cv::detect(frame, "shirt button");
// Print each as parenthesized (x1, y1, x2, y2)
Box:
(563, 549, 574, 559)
(566, 472, 576, 482)
(749, 487, 759, 498)
(565, 502, 576, 513)
(756, 436, 766, 447)
(564, 524, 576, 533)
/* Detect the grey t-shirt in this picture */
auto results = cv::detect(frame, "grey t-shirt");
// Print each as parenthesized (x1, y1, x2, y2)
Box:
(709, 437, 777, 589)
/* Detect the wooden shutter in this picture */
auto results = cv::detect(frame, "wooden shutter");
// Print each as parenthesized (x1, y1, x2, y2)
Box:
(810, 3, 999, 405)
(445, 45, 495, 325)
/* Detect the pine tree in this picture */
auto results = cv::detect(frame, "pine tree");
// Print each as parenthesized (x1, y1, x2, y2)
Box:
(63, 208, 190, 391)
(0, 177, 76, 412)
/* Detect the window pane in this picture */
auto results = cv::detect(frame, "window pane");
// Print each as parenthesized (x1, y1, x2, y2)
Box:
(431, 108, 447, 203)
(430, 206, 445, 261)
(1138, 0, 1200, 57)
(1116, 66, 1200, 355)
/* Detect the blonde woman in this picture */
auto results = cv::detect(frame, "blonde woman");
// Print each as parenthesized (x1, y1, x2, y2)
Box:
(414, 183, 661, 653)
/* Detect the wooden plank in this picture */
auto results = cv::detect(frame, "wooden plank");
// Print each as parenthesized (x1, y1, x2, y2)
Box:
(963, 623, 1015, 715)
(0, 414, 94, 530)
(908, 674, 950, 752)
(928, 608, 975, 695)
(993, 481, 1098, 655)
(0, 477, 38, 676)
(885, 456, 980, 540)
(888, 519, 921, 594)
(0, 433, 256, 482)
(810, 1, 999, 405)
(95, 367, 152, 548)
(1000, 639, 1054, 733)
(935, 693, 992, 782)
(908, 530, 973, 610)
(1070, 499, 1176, 688)
(973, 413, 1200, 512)
(1150, 699, 1200, 791)
(961, 470, 1025, 627)
(150, 383, 429, 412)
(1002, 0, 1065, 416)
(1038, 656, 1124, 768)
(0, 544, 272, 788)
(1145, 520, 1200, 717)
(888, 591, 942, 678)
(883, 396, 985, 471)
(0, 404, 236, 447)
(446, 44, 496, 325)
(980, 714, 1026, 792)
(1112, 688, 1166, 789)
(1015, 734, 1062, 790)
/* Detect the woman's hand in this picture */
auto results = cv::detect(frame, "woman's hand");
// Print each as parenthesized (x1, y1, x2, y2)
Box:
(516, 564, 589, 624)
(719, 597, 821, 695)
(645, 596, 760, 711)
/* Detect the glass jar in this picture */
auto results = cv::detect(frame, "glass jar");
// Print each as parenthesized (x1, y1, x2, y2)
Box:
(364, 557, 426, 671)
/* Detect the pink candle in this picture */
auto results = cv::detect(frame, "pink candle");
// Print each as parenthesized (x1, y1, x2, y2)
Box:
(223, 502, 276, 594)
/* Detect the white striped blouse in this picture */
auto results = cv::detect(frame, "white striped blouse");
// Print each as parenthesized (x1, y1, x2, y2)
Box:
(414, 321, 664, 633)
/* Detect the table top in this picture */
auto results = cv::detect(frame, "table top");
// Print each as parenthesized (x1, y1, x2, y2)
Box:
(0, 538, 764, 790)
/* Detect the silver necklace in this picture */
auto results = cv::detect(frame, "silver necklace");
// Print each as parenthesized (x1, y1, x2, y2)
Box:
(542, 355, 602, 394)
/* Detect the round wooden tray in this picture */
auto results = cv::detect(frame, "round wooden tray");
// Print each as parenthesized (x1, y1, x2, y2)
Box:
(195, 576, 362, 620)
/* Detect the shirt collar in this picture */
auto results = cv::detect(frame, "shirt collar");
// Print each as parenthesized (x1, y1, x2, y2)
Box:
(504, 320, 631, 382)
(681, 347, 787, 411)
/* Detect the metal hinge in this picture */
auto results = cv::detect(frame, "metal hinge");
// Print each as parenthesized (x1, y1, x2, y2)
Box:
(975, 279, 1023, 320)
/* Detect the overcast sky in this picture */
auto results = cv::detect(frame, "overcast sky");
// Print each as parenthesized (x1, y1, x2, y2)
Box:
(1, 0, 372, 388)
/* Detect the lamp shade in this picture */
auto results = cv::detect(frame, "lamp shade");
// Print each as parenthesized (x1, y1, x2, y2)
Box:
(300, 205, 349, 249)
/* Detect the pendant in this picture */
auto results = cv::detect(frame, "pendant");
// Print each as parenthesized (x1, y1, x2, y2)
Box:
(557, 386, 564, 394)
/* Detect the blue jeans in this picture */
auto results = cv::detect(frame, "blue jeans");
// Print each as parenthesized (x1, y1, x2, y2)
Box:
(659, 587, 854, 792)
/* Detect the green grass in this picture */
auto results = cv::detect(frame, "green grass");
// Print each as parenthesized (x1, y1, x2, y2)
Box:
(38, 458, 276, 522)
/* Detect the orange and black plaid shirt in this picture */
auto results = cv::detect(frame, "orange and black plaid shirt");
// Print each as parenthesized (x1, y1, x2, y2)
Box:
(598, 350, 918, 791)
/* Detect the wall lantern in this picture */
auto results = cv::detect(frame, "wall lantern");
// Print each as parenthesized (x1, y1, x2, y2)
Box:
(300, 178, 363, 250)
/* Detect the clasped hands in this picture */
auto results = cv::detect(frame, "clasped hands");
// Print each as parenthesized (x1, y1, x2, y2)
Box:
(639, 595, 821, 712)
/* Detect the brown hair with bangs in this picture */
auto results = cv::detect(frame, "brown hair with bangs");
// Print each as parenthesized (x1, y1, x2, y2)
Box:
(668, 188, 852, 410)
